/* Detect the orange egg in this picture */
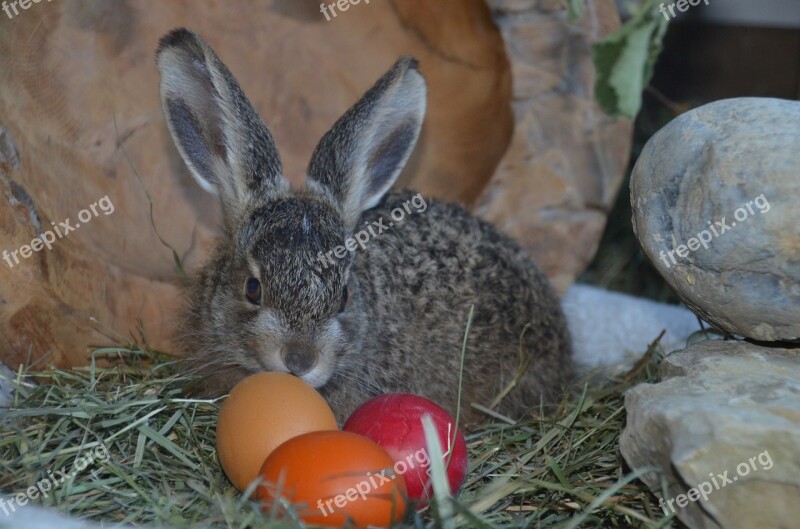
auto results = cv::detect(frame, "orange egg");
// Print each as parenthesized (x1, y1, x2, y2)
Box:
(258, 431, 408, 528)
(216, 372, 338, 491)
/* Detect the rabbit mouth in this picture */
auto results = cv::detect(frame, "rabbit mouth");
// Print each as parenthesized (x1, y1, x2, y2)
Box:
(289, 354, 337, 389)
(253, 356, 332, 389)
(297, 369, 331, 389)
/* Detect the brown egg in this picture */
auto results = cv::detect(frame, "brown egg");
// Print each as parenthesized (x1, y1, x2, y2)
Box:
(216, 372, 338, 491)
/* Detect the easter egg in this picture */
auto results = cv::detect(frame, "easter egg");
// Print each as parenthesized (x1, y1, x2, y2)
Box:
(216, 372, 338, 491)
(343, 393, 468, 504)
(258, 430, 407, 527)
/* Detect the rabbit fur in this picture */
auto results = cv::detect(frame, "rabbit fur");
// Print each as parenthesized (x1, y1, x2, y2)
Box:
(156, 28, 573, 423)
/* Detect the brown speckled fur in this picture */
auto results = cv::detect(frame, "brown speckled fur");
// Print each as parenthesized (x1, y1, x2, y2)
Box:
(157, 28, 572, 425)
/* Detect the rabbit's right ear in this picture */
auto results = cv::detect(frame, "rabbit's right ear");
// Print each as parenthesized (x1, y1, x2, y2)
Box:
(307, 57, 426, 228)
(156, 28, 286, 220)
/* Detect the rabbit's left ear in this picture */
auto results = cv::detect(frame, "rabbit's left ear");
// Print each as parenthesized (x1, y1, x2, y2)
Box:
(307, 57, 426, 227)
(156, 28, 286, 221)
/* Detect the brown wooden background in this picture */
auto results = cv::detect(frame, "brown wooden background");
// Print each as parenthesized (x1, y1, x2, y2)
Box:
(0, 0, 630, 370)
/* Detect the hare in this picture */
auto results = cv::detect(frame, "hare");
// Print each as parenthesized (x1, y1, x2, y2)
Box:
(156, 28, 573, 424)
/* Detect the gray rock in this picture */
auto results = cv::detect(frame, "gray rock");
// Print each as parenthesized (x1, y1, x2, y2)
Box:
(630, 98, 800, 341)
(0, 362, 15, 408)
(620, 340, 800, 529)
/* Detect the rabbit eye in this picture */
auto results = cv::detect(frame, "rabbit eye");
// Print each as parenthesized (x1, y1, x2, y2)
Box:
(338, 286, 350, 314)
(245, 277, 262, 305)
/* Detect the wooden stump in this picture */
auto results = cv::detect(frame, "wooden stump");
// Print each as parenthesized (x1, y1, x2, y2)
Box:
(0, 0, 630, 369)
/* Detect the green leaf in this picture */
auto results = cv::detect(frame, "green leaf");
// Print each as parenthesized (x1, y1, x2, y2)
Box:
(592, 0, 669, 119)
(609, 21, 656, 118)
(567, 0, 585, 22)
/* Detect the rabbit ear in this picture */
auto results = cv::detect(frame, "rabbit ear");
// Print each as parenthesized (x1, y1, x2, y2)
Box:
(307, 57, 426, 227)
(156, 28, 286, 220)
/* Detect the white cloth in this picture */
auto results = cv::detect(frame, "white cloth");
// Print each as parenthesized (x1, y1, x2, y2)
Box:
(562, 283, 707, 372)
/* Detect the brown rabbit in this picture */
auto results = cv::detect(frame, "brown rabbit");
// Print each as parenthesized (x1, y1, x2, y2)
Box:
(156, 28, 573, 423)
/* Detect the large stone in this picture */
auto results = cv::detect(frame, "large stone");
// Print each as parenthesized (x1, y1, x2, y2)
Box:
(630, 98, 800, 341)
(478, 0, 632, 294)
(620, 340, 800, 529)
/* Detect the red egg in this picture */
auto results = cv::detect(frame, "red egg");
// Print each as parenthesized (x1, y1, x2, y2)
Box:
(343, 394, 468, 504)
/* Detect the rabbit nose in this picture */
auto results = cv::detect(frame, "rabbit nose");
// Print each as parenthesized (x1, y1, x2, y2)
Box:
(281, 345, 318, 376)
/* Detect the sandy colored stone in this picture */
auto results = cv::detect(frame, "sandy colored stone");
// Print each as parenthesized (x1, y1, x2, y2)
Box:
(620, 340, 800, 529)
(478, 0, 633, 293)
